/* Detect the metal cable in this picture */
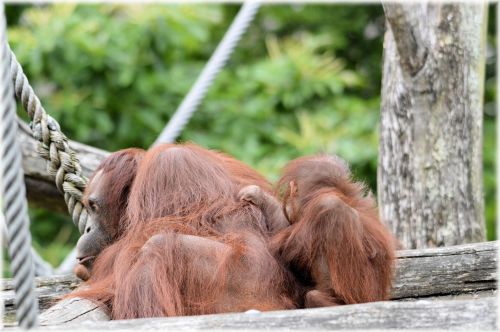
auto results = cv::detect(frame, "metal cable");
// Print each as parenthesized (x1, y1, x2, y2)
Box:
(153, 1, 261, 145)
(8, 41, 88, 234)
(0, 3, 38, 327)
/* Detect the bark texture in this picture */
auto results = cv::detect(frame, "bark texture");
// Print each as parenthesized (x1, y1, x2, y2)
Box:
(379, 3, 487, 249)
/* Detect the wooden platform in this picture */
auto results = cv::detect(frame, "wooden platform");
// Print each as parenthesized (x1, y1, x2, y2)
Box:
(35, 297, 499, 330)
(2, 241, 497, 329)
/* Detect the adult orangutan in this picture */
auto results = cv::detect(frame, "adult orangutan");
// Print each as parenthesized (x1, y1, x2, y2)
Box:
(70, 143, 395, 319)
(71, 143, 299, 319)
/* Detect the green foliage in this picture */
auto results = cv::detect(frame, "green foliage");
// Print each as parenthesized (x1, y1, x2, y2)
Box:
(2, 3, 496, 274)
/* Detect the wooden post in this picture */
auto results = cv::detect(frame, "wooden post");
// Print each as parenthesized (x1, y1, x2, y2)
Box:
(379, 3, 488, 248)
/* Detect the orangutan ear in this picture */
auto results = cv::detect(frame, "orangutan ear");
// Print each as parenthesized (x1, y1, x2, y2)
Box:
(282, 181, 298, 224)
(289, 181, 297, 197)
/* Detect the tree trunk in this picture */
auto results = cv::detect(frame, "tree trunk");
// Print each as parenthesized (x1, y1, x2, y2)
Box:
(378, 3, 487, 249)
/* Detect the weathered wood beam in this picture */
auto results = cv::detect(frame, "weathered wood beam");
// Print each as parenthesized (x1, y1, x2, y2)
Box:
(18, 119, 109, 212)
(30, 290, 496, 327)
(38, 297, 110, 326)
(391, 240, 497, 299)
(2, 241, 496, 325)
(8, 297, 499, 330)
(2, 274, 80, 324)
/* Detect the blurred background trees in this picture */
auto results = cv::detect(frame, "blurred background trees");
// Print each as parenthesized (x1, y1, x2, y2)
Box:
(3, 3, 496, 273)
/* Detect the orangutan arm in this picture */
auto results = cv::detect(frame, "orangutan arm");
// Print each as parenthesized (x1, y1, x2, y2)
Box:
(238, 185, 290, 233)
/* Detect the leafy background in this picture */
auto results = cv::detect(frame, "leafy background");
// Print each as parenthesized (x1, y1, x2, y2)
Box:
(2, 4, 496, 275)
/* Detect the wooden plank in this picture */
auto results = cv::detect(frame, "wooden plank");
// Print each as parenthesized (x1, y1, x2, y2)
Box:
(37, 298, 110, 326)
(1, 275, 80, 324)
(7, 297, 498, 330)
(18, 119, 109, 212)
(1, 241, 497, 324)
(392, 240, 497, 299)
(34, 289, 496, 327)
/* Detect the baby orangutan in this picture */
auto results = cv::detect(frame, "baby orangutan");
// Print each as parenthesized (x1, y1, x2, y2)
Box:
(238, 155, 396, 307)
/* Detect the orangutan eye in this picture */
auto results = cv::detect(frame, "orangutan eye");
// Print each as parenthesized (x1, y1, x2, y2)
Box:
(88, 198, 100, 213)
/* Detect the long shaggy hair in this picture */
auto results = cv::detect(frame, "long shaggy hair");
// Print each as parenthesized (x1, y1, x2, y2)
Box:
(271, 155, 396, 304)
(69, 143, 299, 319)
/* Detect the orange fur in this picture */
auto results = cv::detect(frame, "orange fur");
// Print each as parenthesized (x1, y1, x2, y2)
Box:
(69, 143, 299, 319)
(84, 148, 145, 239)
(69, 148, 395, 319)
(271, 155, 396, 305)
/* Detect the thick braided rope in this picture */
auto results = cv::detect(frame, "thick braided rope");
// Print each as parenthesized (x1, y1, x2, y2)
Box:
(0, 3, 38, 327)
(153, 1, 260, 145)
(8, 44, 88, 234)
